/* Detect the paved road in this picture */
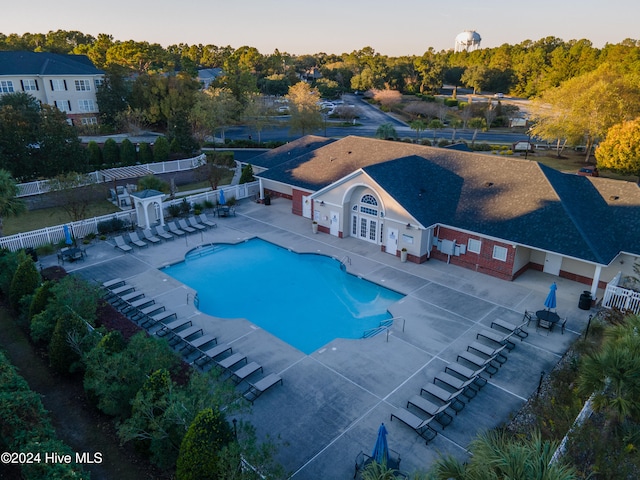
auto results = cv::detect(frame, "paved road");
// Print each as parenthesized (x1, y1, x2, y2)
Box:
(226, 93, 532, 145)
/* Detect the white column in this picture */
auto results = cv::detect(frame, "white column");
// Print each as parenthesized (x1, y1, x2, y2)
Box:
(259, 178, 265, 200)
(591, 264, 602, 299)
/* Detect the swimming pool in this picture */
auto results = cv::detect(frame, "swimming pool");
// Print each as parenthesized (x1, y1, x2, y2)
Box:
(162, 238, 403, 354)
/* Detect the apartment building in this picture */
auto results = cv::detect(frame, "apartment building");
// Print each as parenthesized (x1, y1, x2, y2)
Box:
(0, 51, 105, 126)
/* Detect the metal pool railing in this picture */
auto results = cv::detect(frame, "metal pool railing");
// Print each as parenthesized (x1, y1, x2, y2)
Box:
(362, 316, 405, 339)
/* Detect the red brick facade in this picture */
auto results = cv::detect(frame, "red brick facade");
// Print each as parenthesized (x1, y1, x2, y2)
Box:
(429, 227, 517, 281)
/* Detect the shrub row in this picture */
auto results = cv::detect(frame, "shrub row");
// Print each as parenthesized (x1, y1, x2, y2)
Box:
(0, 349, 88, 479)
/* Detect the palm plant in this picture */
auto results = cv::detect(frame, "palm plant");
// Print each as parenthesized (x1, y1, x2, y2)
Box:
(577, 314, 640, 425)
(428, 430, 577, 480)
(361, 461, 398, 480)
(409, 119, 427, 142)
(375, 123, 398, 140)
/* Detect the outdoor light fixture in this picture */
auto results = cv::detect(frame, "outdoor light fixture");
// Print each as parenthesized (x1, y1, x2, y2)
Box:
(406, 223, 411, 229)
(320, 200, 325, 206)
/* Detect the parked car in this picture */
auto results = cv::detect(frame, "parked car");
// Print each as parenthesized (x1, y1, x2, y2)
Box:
(493, 92, 504, 98)
(577, 166, 599, 177)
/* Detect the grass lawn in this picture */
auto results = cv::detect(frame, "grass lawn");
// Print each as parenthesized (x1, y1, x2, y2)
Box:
(3, 200, 121, 236)
(4, 175, 234, 237)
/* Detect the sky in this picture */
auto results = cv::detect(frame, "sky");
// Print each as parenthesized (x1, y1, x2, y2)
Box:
(1, 0, 639, 57)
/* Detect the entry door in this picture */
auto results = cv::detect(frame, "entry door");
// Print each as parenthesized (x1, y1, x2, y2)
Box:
(329, 211, 339, 236)
(543, 252, 562, 275)
(302, 195, 311, 219)
(385, 227, 398, 255)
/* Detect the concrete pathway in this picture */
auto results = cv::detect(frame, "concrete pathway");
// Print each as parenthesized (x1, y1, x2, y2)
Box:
(43, 197, 596, 478)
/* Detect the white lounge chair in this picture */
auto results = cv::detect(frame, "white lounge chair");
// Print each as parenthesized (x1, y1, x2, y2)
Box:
(142, 229, 161, 244)
(198, 213, 217, 228)
(154, 225, 174, 241)
(113, 235, 133, 252)
(178, 219, 196, 234)
(188, 216, 207, 230)
(167, 222, 186, 236)
(128, 232, 148, 248)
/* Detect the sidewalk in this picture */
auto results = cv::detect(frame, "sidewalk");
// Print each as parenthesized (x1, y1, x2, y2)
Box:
(45, 197, 595, 478)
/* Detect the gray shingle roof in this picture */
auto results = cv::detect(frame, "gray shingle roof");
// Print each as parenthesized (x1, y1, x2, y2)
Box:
(257, 136, 640, 264)
(0, 51, 103, 76)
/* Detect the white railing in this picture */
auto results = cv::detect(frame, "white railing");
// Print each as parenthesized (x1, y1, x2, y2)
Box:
(602, 272, 640, 314)
(0, 210, 137, 251)
(0, 181, 260, 252)
(16, 154, 207, 197)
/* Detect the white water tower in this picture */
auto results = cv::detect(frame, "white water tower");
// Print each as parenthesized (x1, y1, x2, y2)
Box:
(454, 30, 482, 52)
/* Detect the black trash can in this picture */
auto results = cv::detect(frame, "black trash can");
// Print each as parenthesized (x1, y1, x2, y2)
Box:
(264, 195, 271, 205)
(579, 291, 592, 310)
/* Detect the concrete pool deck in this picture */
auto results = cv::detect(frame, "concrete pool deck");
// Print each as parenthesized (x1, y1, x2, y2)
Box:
(42, 197, 598, 478)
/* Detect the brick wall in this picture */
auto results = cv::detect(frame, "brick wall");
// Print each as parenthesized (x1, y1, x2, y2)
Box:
(431, 227, 516, 281)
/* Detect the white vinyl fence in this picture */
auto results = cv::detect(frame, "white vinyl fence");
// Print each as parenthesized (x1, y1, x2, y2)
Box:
(0, 181, 260, 252)
(15, 154, 207, 197)
(602, 272, 640, 314)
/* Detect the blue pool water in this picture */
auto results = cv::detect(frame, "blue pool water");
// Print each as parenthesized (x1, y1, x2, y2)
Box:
(162, 238, 403, 354)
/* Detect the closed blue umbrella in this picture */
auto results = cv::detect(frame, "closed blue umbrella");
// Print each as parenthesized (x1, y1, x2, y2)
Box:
(371, 423, 389, 465)
(63, 225, 73, 245)
(219, 189, 226, 205)
(544, 282, 557, 310)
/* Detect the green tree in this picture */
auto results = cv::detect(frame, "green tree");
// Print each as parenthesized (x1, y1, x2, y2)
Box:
(239, 164, 254, 184)
(83, 331, 179, 418)
(468, 117, 487, 147)
(138, 174, 170, 193)
(168, 114, 199, 154)
(8, 255, 41, 312)
(596, 119, 640, 181)
(375, 123, 398, 140)
(138, 142, 153, 164)
(286, 82, 323, 135)
(461, 64, 489, 94)
(36, 104, 87, 177)
(102, 138, 120, 165)
(48, 309, 91, 374)
(176, 407, 234, 480)
(242, 93, 271, 144)
(415, 48, 446, 94)
(0, 93, 40, 179)
(530, 64, 640, 162)
(30, 275, 99, 348)
(0, 169, 26, 237)
(94, 71, 131, 133)
(428, 119, 445, 143)
(258, 73, 291, 97)
(190, 88, 241, 145)
(120, 138, 137, 165)
(409, 119, 427, 142)
(28, 281, 54, 322)
(87, 140, 102, 167)
(153, 136, 170, 162)
(118, 368, 240, 470)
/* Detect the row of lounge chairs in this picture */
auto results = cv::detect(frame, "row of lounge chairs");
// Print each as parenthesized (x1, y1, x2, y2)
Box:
(112, 214, 218, 252)
(390, 316, 529, 443)
(101, 277, 283, 403)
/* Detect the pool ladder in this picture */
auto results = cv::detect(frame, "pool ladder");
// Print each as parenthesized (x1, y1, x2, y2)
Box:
(361, 317, 405, 340)
(339, 255, 352, 270)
